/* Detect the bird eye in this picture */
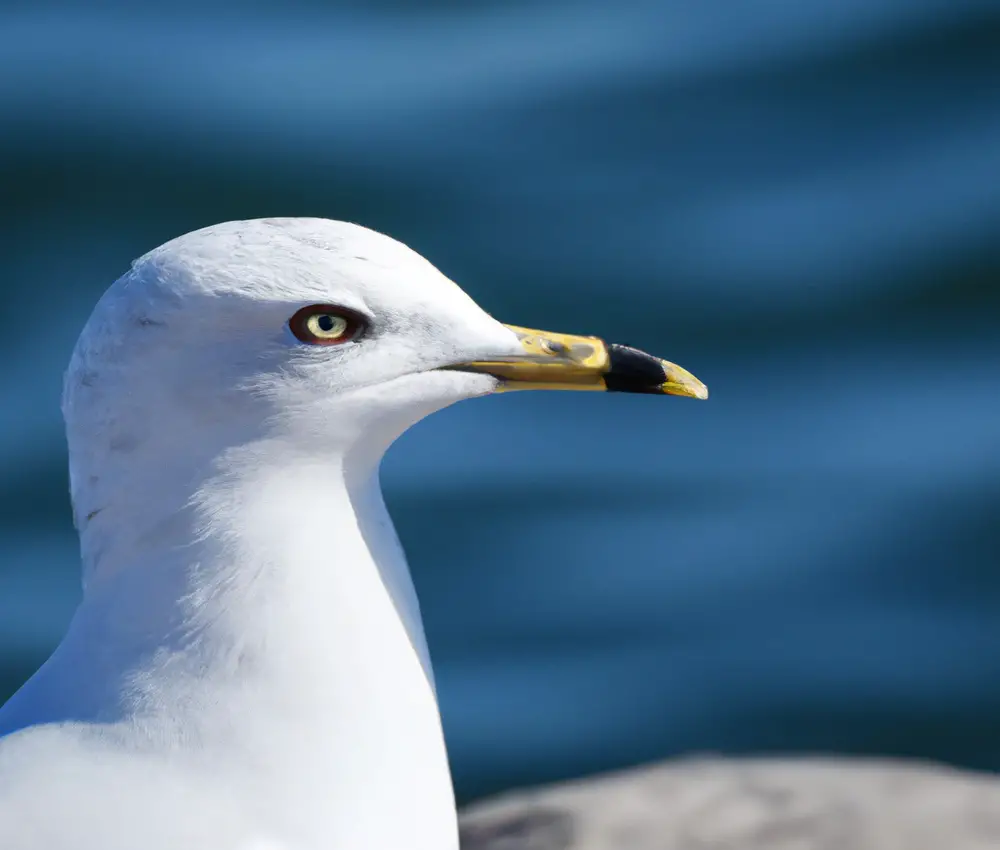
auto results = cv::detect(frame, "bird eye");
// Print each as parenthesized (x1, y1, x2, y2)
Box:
(288, 305, 364, 345)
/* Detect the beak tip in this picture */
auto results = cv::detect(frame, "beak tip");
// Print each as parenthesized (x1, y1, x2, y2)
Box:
(662, 382, 709, 400)
(659, 361, 709, 400)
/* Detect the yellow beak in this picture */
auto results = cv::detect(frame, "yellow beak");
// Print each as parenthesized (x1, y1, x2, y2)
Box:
(449, 325, 708, 399)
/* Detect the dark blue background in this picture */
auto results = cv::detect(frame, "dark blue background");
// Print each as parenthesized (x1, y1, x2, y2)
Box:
(1, 0, 998, 802)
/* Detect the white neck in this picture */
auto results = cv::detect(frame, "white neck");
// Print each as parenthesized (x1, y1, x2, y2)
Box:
(8, 443, 458, 849)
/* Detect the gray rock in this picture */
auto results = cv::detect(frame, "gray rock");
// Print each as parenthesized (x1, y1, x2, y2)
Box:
(459, 758, 1000, 850)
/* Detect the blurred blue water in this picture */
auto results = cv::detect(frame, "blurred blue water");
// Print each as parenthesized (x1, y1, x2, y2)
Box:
(1, 0, 998, 800)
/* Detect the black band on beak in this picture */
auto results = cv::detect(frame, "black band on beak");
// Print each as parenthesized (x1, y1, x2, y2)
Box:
(603, 344, 670, 394)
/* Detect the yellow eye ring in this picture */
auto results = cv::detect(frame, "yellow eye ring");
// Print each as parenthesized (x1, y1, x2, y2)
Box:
(288, 304, 364, 345)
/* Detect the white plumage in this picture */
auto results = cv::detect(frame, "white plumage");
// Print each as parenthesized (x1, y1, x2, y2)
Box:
(0, 217, 704, 849)
(0, 219, 517, 850)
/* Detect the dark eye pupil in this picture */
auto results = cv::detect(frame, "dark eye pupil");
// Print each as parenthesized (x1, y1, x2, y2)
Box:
(317, 315, 336, 332)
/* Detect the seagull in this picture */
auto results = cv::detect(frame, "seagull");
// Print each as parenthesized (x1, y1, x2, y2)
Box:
(0, 219, 707, 850)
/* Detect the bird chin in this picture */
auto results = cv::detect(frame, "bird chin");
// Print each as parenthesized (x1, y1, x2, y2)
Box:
(393, 367, 501, 404)
(342, 368, 500, 423)
(329, 369, 498, 457)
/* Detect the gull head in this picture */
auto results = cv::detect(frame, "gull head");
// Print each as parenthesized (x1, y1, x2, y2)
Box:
(65, 219, 514, 462)
(22, 217, 709, 849)
(62, 218, 706, 582)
